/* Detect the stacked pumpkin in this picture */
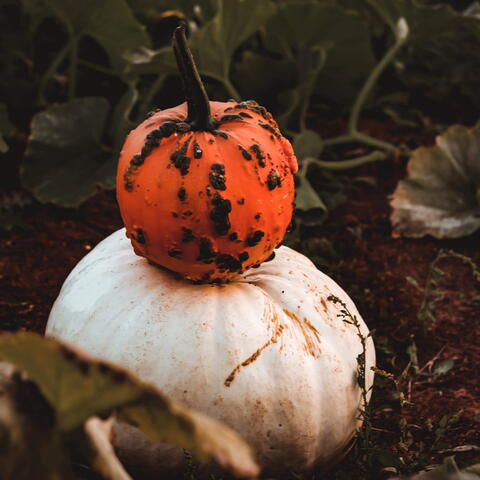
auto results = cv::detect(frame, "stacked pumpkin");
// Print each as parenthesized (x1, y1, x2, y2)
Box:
(46, 25, 375, 477)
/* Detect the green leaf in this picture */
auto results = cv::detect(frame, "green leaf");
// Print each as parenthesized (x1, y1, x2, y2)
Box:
(19, 0, 51, 34)
(295, 159, 328, 225)
(0, 103, 14, 153)
(295, 174, 327, 217)
(276, 48, 326, 132)
(124, 0, 277, 98)
(433, 359, 455, 376)
(292, 131, 327, 224)
(367, 0, 480, 109)
(0, 333, 259, 478)
(109, 83, 139, 150)
(265, 1, 375, 105)
(293, 129, 323, 160)
(21, 97, 116, 207)
(232, 51, 296, 103)
(22, 0, 150, 72)
(190, 0, 277, 84)
(123, 45, 178, 76)
(367, 0, 462, 43)
(391, 124, 480, 238)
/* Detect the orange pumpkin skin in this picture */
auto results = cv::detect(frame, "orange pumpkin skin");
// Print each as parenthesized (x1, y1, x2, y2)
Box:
(116, 100, 297, 282)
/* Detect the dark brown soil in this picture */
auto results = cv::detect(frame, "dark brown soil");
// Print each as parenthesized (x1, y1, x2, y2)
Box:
(0, 118, 479, 476)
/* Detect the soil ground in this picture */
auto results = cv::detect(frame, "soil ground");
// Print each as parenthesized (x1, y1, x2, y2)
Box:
(0, 118, 479, 478)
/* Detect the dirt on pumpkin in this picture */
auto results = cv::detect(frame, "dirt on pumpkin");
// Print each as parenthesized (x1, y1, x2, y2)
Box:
(0, 118, 479, 476)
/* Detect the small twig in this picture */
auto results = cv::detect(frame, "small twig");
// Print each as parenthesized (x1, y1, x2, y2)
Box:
(370, 427, 395, 434)
(418, 345, 447, 374)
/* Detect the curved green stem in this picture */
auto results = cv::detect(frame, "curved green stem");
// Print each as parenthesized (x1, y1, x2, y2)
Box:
(353, 132, 397, 152)
(323, 132, 396, 152)
(322, 134, 357, 148)
(306, 150, 387, 171)
(322, 21, 408, 153)
(348, 37, 406, 134)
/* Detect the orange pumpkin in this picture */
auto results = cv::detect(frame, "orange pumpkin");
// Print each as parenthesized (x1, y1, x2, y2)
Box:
(116, 24, 297, 282)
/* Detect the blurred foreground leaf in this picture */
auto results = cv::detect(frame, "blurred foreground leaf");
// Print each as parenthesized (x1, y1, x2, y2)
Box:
(0, 332, 259, 478)
(0, 363, 71, 479)
(391, 124, 480, 238)
(21, 97, 116, 207)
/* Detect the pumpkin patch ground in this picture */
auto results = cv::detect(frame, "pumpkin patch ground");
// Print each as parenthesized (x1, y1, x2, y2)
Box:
(1, 118, 479, 478)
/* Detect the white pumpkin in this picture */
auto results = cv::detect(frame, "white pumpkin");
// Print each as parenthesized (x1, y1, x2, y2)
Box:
(46, 229, 375, 475)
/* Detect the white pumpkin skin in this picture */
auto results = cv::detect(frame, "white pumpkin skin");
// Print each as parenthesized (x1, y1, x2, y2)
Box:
(46, 229, 375, 475)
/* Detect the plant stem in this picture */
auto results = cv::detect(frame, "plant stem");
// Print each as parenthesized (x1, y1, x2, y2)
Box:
(322, 23, 408, 152)
(348, 34, 406, 135)
(322, 134, 355, 147)
(172, 23, 214, 131)
(323, 132, 396, 152)
(37, 43, 70, 105)
(307, 150, 386, 171)
(68, 37, 78, 100)
(354, 132, 397, 151)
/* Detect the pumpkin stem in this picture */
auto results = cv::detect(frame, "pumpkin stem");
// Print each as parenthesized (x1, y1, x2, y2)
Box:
(173, 23, 214, 132)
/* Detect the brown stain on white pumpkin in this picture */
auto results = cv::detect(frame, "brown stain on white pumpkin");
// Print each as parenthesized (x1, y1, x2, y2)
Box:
(320, 297, 328, 313)
(224, 305, 322, 387)
(224, 313, 285, 387)
(283, 310, 322, 358)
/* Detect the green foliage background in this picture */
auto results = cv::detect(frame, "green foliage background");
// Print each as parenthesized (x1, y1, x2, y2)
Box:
(1, 0, 480, 208)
